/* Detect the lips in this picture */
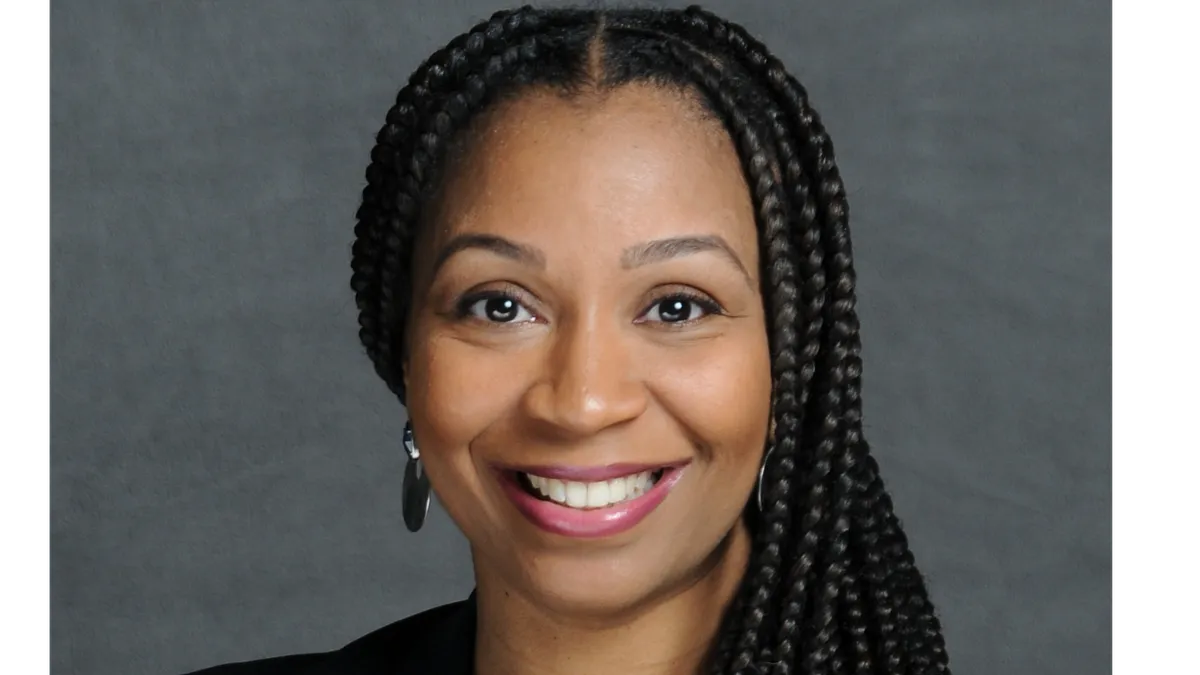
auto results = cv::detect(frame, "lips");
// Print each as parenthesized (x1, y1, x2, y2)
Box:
(495, 461, 689, 538)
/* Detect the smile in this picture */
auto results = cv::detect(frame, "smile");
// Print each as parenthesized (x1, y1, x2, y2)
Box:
(522, 469, 663, 508)
(496, 462, 689, 538)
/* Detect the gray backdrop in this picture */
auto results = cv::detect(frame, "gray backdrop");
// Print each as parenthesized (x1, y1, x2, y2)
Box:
(50, 1, 1111, 673)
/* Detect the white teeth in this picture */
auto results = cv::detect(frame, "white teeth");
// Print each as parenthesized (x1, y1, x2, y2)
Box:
(524, 470, 658, 509)
(586, 481, 610, 508)
(565, 481, 588, 508)
(608, 477, 626, 501)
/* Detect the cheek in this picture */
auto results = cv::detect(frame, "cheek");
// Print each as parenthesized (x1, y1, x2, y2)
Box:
(403, 331, 530, 473)
(402, 331, 534, 536)
(648, 327, 773, 468)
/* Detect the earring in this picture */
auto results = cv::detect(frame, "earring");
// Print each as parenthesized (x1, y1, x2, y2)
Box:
(756, 445, 775, 514)
(401, 421, 431, 532)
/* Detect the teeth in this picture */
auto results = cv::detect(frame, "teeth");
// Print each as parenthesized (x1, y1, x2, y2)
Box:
(524, 470, 658, 509)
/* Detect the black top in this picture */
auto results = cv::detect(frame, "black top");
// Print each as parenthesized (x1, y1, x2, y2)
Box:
(183, 594, 476, 675)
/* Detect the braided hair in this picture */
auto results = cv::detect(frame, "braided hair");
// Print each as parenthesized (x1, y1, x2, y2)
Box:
(350, 6, 951, 674)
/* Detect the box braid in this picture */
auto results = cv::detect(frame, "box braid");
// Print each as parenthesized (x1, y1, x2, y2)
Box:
(350, 6, 950, 675)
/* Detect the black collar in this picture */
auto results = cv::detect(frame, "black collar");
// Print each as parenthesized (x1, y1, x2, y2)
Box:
(306, 592, 477, 675)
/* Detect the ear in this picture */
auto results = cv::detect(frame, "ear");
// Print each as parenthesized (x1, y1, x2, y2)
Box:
(399, 323, 411, 394)
(400, 335, 411, 394)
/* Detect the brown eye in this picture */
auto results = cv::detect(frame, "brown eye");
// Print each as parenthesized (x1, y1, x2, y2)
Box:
(458, 292, 535, 323)
(639, 294, 723, 324)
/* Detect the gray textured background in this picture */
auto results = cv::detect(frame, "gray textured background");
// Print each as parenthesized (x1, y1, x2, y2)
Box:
(50, 1, 1111, 674)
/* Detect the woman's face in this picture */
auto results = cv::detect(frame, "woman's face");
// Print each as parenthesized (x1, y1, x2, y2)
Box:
(403, 84, 773, 616)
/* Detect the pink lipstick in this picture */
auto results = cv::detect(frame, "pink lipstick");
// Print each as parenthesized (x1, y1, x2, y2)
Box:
(495, 462, 689, 538)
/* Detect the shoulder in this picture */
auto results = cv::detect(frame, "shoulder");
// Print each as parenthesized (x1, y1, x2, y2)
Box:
(179, 596, 476, 675)
(181, 654, 323, 675)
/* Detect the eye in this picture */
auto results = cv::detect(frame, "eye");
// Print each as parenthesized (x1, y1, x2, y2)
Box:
(458, 292, 536, 324)
(639, 293, 723, 324)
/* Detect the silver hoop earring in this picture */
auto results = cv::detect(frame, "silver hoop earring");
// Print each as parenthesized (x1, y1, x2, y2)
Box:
(401, 422, 431, 532)
(756, 445, 775, 514)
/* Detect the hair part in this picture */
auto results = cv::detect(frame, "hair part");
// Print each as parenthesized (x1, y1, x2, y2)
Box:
(351, 6, 951, 674)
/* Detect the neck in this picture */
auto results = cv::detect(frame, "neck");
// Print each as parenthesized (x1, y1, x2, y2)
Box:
(472, 521, 752, 675)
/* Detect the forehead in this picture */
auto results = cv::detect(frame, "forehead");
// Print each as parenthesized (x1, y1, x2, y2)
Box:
(428, 84, 759, 275)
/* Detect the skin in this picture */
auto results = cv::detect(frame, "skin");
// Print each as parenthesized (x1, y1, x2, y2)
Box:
(402, 83, 774, 675)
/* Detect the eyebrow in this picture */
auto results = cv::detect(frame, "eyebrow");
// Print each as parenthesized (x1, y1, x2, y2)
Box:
(620, 235, 752, 284)
(431, 233, 547, 275)
(431, 232, 752, 285)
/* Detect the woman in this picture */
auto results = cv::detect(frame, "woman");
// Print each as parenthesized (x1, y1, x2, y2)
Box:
(190, 5, 951, 674)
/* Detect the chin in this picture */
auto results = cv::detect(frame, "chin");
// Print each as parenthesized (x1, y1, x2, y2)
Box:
(517, 552, 680, 620)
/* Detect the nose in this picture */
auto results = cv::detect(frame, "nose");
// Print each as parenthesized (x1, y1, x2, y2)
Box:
(520, 312, 648, 439)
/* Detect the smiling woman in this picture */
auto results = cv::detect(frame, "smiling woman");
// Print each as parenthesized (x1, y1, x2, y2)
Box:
(406, 82, 774, 624)
(187, 5, 950, 675)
